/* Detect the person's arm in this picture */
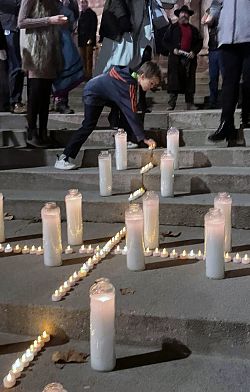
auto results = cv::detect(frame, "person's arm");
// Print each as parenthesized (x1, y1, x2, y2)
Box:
(191, 28, 203, 56)
(207, 0, 222, 23)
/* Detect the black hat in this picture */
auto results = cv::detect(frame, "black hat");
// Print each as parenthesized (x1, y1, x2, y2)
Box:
(174, 5, 194, 17)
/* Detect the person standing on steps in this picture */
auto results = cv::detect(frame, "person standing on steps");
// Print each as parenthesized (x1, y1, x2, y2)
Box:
(54, 61, 160, 170)
(163, 5, 203, 111)
(18, 0, 66, 148)
(207, 0, 250, 147)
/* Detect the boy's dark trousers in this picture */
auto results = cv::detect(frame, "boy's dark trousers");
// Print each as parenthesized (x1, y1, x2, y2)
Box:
(64, 104, 103, 159)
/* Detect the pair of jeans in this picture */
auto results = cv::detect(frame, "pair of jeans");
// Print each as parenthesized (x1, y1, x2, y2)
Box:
(221, 43, 250, 126)
(5, 31, 25, 105)
(208, 49, 224, 106)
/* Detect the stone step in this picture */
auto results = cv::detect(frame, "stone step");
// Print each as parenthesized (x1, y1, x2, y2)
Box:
(2, 190, 250, 229)
(169, 110, 241, 129)
(2, 146, 250, 170)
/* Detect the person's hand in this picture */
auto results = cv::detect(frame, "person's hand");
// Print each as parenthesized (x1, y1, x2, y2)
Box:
(87, 39, 92, 45)
(49, 15, 68, 25)
(187, 51, 195, 59)
(173, 48, 179, 55)
(204, 14, 214, 25)
(144, 138, 156, 150)
(201, 13, 208, 25)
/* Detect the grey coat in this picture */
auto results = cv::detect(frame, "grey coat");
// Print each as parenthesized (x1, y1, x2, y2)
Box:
(210, 0, 250, 46)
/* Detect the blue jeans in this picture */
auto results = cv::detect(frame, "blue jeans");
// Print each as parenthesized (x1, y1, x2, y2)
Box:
(5, 31, 25, 105)
(208, 49, 224, 106)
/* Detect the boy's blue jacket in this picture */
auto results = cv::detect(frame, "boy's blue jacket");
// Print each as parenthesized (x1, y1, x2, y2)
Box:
(84, 66, 145, 142)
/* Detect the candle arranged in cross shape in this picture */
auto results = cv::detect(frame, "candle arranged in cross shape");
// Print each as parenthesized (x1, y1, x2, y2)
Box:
(125, 204, 145, 271)
(41, 202, 62, 267)
(65, 189, 83, 246)
(115, 129, 127, 170)
(0, 193, 5, 243)
(90, 278, 116, 371)
(128, 188, 145, 202)
(140, 162, 154, 174)
(143, 191, 159, 250)
(160, 151, 174, 197)
(205, 208, 225, 279)
(214, 192, 232, 252)
(166, 127, 179, 170)
(98, 151, 112, 196)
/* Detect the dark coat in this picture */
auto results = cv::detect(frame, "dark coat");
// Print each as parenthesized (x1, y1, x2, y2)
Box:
(78, 8, 97, 47)
(163, 22, 203, 94)
(0, 0, 21, 31)
(99, 0, 132, 42)
(0, 22, 6, 50)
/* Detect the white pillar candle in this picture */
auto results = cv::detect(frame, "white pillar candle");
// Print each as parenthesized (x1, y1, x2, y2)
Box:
(0, 193, 5, 242)
(41, 202, 62, 267)
(214, 192, 232, 252)
(143, 191, 159, 249)
(125, 204, 145, 271)
(166, 127, 179, 170)
(205, 208, 225, 279)
(160, 151, 174, 197)
(65, 189, 83, 246)
(90, 278, 116, 372)
(98, 151, 112, 196)
(115, 129, 127, 170)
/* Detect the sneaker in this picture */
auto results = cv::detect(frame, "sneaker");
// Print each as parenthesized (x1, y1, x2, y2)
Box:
(11, 102, 27, 114)
(127, 141, 138, 149)
(54, 154, 76, 170)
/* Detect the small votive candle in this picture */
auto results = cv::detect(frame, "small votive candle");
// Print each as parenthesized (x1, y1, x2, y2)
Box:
(92, 255, 99, 264)
(12, 358, 24, 373)
(196, 250, 204, 261)
(37, 336, 45, 349)
(59, 286, 66, 296)
(79, 245, 87, 254)
(78, 266, 87, 278)
(29, 344, 36, 355)
(63, 281, 71, 292)
(87, 245, 94, 255)
(122, 245, 127, 255)
(100, 250, 105, 259)
(33, 340, 41, 352)
(52, 290, 62, 301)
(188, 250, 196, 259)
(3, 373, 16, 389)
(114, 245, 122, 255)
(65, 245, 73, 254)
(233, 253, 241, 264)
(153, 247, 161, 257)
(170, 249, 178, 258)
(36, 246, 44, 255)
(180, 250, 187, 259)
(22, 245, 30, 254)
(4, 243, 12, 253)
(13, 244, 22, 254)
(25, 348, 34, 362)
(68, 276, 75, 287)
(242, 254, 250, 265)
(160, 248, 169, 258)
(224, 252, 232, 263)
(73, 271, 80, 282)
(0, 244, 4, 253)
(94, 245, 100, 253)
(21, 353, 30, 368)
(42, 331, 50, 343)
(144, 247, 153, 257)
(29, 245, 37, 255)
(87, 258, 94, 270)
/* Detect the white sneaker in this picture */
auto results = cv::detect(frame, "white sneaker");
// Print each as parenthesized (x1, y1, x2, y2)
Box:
(54, 154, 76, 170)
(127, 141, 138, 149)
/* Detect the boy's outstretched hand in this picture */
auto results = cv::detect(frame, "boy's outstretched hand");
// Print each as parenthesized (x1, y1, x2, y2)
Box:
(144, 138, 157, 149)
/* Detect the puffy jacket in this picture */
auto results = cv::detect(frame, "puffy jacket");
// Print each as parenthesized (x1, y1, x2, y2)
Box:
(210, 0, 250, 46)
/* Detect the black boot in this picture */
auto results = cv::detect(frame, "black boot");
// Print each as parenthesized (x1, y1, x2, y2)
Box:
(208, 121, 235, 142)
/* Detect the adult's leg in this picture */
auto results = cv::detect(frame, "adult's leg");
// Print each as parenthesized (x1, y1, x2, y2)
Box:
(241, 43, 250, 127)
(64, 104, 103, 159)
(38, 79, 53, 140)
(168, 93, 178, 110)
(86, 45, 94, 80)
(27, 78, 40, 133)
(208, 50, 220, 107)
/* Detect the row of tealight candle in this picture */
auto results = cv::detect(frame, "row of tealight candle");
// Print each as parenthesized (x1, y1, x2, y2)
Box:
(51, 228, 126, 302)
(3, 331, 50, 389)
(0, 243, 44, 255)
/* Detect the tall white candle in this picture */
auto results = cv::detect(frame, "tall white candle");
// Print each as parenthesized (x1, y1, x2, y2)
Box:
(115, 129, 127, 170)
(65, 189, 83, 245)
(41, 202, 62, 267)
(0, 193, 5, 242)
(160, 151, 174, 197)
(98, 151, 112, 196)
(214, 192, 232, 252)
(143, 191, 159, 249)
(90, 278, 116, 371)
(125, 204, 145, 271)
(167, 127, 179, 170)
(205, 208, 225, 279)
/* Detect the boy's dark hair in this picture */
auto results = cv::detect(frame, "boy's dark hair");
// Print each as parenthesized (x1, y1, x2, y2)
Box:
(137, 61, 162, 81)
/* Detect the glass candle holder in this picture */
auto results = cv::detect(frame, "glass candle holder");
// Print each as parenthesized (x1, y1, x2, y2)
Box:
(65, 189, 83, 246)
(115, 129, 127, 170)
(41, 202, 62, 267)
(214, 192, 232, 252)
(0, 193, 5, 243)
(125, 204, 145, 271)
(143, 191, 159, 249)
(160, 151, 174, 197)
(98, 151, 112, 196)
(166, 127, 179, 170)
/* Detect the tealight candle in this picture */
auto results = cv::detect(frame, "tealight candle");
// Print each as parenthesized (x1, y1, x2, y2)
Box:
(33, 340, 41, 352)
(22, 245, 30, 254)
(114, 245, 122, 255)
(21, 353, 30, 368)
(73, 271, 80, 282)
(122, 245, 127, 255)
(68, 276, 76, 287)
(63, 281, 71, 292)
(4, 243, 12, 253)
(65, 245, 73, 254)
(81, 263, 89, 273)
(0, 244, 4, 252)
(92, 255, 99, 265)
(87, 245, 94, 255)
(78, 266, 87, 278)
(79, 245, 87, 254)
(29, 344, 35, 355)
(36, 246, 44, 255)
(233, 253, 241, 264)
(188, 250, 196, 259)
(160, 248, 169, 258)
(13, 244, 22, 254)
(153, 247, 161, 257)
(52, 290, 62, 301)
(196, 250, 204, 261)
(95, 245, 100, 253)
(144, 247, 153, 257)
(242, 254, 250, 264)
(180, 250, 187, 259)
(12, 358, 24, 373)
(170, 249, 178, 258)
(3, 373, 16, 388)
(10, 365, 21, 379)
(224, 252, 232, 263)
(30, 245, 37, 255)
(25, 348, 34, 362)
(59, 286, 66, 296)
(122, 227, 126, 234)
(100, 250, 105, 259)
(37, 336, 45, 348)
(87, 258, 94, 270)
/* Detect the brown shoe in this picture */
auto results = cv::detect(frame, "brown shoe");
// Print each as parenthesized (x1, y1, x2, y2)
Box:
(11, 103, 27, 114)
